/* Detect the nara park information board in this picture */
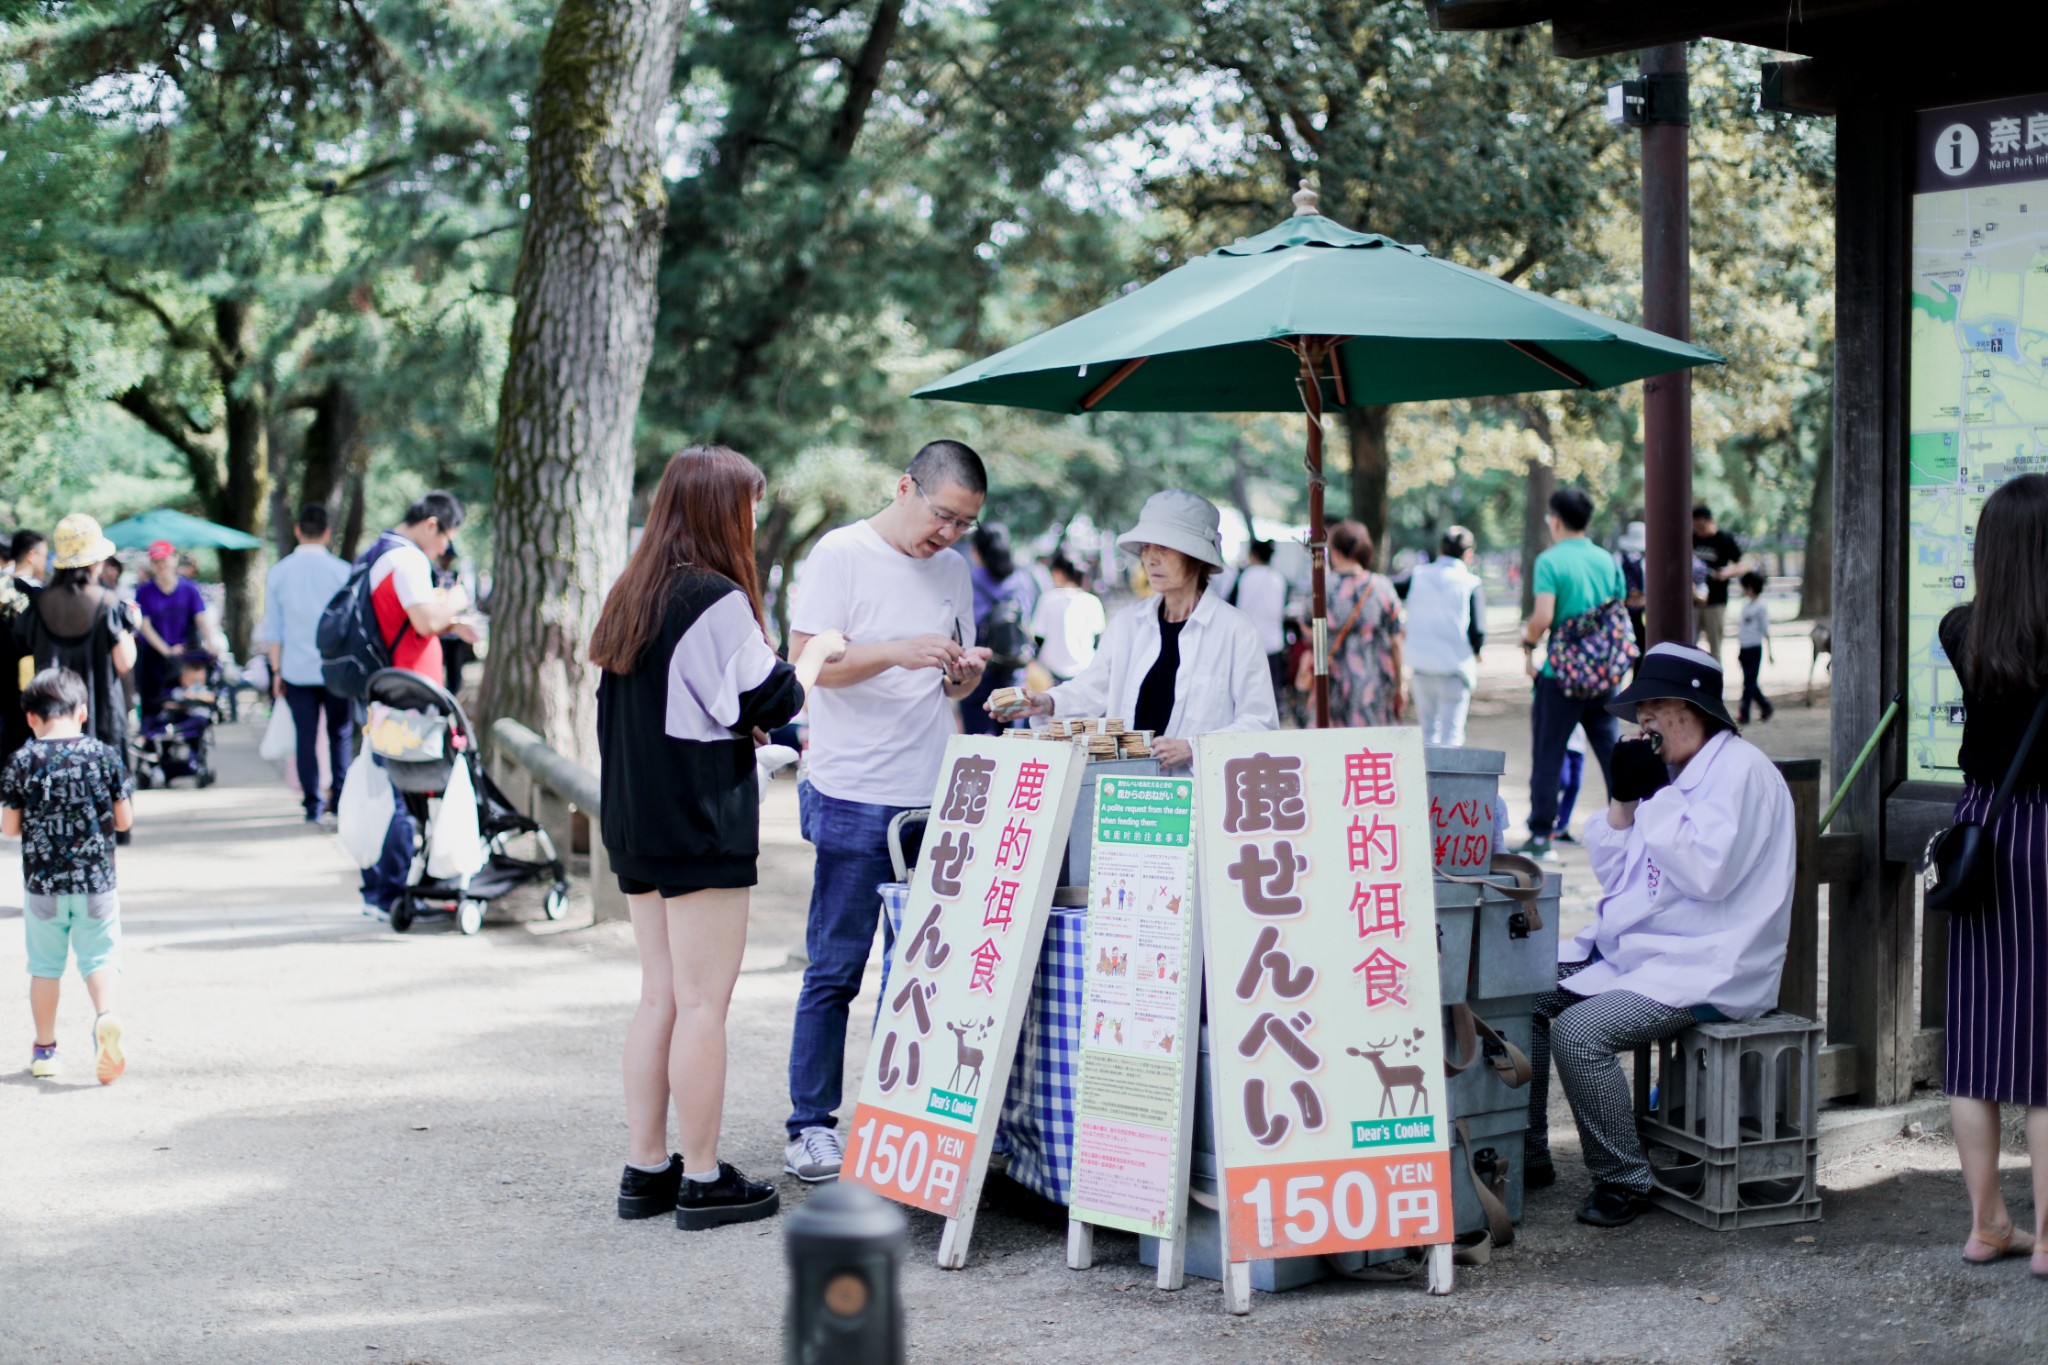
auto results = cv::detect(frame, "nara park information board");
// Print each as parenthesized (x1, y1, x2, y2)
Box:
(843, 737, 1084, 1265)
(1194, 729, 1455, 1288)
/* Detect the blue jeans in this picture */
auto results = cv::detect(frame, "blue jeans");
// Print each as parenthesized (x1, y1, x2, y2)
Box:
(284, 682, 352, 818)
(1556, 749, 1586, 830)
(359, 761, 416, 911)
(1528, 673, 1619, 838)
(788, 783, 911, 1137)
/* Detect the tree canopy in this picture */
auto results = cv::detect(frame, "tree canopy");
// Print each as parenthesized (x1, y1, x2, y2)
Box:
(4, 1, 1837, 661)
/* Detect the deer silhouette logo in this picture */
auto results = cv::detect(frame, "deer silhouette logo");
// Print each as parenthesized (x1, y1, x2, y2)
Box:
(1347, 1038, 1430, 1117)
(945, 1016, 995, 1095)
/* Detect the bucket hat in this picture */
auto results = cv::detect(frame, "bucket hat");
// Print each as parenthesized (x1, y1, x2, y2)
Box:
(1617, 521, 1647, 554)
(1117, 490, 1224, 570)
(51, 514, 117, 571)
(1606, 642, 1736, 730)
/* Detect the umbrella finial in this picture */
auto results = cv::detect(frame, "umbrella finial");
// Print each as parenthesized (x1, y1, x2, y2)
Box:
(1291, 180, 1320, 217)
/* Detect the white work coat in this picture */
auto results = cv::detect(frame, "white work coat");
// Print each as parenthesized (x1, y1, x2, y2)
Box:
(1567, 730, 1795, 1020)
(1047, 591, 1278, 766)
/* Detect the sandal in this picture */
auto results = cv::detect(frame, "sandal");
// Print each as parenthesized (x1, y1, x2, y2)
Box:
(1962, 1225, 2036, 1263)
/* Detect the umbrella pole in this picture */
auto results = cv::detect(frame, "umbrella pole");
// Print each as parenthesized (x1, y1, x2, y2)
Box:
(1294, 341, 1331, 729)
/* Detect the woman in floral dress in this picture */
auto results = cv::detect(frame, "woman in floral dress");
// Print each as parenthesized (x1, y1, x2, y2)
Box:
(1324, 520, 1405, 726)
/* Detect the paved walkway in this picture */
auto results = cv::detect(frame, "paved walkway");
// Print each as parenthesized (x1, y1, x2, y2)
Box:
(4, 710, 2044, 1364)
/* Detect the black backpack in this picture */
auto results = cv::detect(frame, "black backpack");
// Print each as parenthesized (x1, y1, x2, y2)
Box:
(316, 535, 410, 699)
(982, 596, 1032, 672)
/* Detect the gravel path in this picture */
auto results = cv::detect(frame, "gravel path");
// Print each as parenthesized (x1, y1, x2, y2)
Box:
(4, 705, 2043, 1364)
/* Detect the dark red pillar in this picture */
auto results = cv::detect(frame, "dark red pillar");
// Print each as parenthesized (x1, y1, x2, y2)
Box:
(1640, 42, 1694, 647)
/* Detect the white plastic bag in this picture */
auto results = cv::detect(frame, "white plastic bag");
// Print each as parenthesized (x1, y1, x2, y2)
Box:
(259, 703, 296, 763)
(426, 757, 487, 880)
(337, 750, 395, 868)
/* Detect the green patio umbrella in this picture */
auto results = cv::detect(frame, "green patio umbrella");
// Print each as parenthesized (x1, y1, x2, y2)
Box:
(915, 184, 1722, 726)
(102, 508, 264, 552)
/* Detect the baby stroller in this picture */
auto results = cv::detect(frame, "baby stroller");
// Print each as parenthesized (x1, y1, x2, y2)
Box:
(361, 667, 570, 935)
(131, 653, 223, 789)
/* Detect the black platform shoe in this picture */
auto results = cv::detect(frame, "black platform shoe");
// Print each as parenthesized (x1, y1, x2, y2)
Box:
(617, 1154, 683, 1220)
(676, 1161, 780, 1231)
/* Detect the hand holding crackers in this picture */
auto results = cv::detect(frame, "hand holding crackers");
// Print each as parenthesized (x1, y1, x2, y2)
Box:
(986, 685, 1051, 720)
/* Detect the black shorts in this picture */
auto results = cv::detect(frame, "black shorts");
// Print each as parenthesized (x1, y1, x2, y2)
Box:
(611, 849, 756, 899)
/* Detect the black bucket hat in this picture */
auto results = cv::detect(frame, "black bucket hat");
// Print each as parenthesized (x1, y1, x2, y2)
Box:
(1606, 642, 1737, 730)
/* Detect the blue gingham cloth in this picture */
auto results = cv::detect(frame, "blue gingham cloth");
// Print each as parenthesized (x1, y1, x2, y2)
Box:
(995, 906, 1086, 1204)
(874, 883, 1085, 1205)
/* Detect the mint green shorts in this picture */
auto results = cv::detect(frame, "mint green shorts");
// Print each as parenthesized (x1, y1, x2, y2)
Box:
(24, 890, 122, 979)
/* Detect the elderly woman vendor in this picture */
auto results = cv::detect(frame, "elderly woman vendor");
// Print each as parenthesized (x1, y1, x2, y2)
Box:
(1526, 642, 1795, 1228)
(988, 490, 1277, 765)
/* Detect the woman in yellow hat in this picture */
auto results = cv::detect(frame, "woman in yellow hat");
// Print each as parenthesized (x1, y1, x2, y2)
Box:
(15, 515, 138, 763)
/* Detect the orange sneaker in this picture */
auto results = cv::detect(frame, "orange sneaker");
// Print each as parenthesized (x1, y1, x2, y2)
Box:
(93, 1014, 125, 1085)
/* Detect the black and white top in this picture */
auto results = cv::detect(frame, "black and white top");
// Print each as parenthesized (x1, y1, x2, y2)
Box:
(596, 570, 804, 890)
(0, 735, 133, 894)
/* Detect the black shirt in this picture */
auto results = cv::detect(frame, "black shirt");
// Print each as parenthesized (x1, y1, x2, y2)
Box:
(1694, 529, 1743, 607)
(14, 584, 129, 764)
(1940, 605, 2048, 789)
(1133, 616, 1186, 736)
(595, 571, 803, 881)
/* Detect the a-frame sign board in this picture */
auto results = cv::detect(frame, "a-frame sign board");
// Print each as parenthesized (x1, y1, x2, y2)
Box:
(842, 736, 1085, 1268)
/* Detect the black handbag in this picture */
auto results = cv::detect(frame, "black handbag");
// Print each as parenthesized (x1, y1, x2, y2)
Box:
(1921, 688, 2048, 915)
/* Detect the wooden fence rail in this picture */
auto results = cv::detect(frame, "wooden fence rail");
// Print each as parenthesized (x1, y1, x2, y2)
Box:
(488, 718, 629, 923)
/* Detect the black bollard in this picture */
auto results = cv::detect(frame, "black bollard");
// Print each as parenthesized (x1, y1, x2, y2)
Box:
(784, 1182, 906, 1365)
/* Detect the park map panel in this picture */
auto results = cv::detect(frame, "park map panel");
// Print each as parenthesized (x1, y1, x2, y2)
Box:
(1907, 93, 2048, 781)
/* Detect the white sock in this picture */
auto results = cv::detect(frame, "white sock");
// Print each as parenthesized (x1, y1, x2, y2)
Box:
(626, 1157, 672, 1174)
(684, 1164, 721, 1184)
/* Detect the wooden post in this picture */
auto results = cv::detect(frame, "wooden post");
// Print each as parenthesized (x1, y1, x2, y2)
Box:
(1775, 759, 1822, 1019)
(1827, 91, 1916, 1106)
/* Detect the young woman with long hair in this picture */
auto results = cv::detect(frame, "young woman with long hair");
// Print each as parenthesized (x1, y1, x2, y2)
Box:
(1936, 471, 2048, 1275)
(591, 446, 844, 1230)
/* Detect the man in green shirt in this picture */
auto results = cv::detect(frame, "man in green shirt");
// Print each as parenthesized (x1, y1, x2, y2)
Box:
(1516, 488, 1626, 859)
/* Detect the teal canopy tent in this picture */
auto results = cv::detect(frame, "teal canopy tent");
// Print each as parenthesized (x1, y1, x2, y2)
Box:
(102, 508, 263, 552)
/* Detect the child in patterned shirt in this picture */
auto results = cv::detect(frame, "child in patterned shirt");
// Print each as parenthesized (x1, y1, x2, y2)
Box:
(3, 667, 134, 1083)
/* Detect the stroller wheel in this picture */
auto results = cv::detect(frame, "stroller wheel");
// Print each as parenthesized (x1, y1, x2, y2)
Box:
(457, 897, 486, 936)
(135, 766, 155, 791)
(543, 882, 570, 921)
(390, 895, 415, 933)
(197, 768, 216, 788)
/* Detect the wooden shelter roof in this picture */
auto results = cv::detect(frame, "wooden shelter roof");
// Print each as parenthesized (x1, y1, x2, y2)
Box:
(1427, 1, 1921, 60)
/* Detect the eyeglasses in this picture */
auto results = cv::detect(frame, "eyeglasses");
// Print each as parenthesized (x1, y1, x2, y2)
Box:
(913, 478, 980, 534)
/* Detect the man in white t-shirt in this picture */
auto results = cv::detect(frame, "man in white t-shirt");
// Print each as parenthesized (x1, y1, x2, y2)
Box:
(1027, 554, 1105, 681)
(1230, 539, 1290, 700)
(782, 439, 992, 1181)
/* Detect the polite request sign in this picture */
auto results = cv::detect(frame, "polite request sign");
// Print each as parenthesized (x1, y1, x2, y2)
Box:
(844, 737, 1084, 1224)
(1068, 775, 1201, 1238)
(1194, 729, 1454, 1261)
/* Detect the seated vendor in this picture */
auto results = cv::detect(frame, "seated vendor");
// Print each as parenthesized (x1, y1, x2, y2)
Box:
(1527, 642, 1795, 1228)
(987, 489, 1276, 768)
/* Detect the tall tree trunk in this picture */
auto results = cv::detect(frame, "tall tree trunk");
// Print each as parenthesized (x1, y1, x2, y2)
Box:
(1345, 404, 1392, 567)
(1799, 424, 1834, 620)
(1518, 455, 1555, 619)
(478, 0, 689, 764)
(301, 380, 359, 515)
(214, 299, 269, 658)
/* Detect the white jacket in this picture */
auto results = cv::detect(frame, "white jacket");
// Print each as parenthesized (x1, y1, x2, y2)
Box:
(1567, 731, 1795, 1020)
(1048, 592, 1278, 764)
(1403, 556, 1481, 683)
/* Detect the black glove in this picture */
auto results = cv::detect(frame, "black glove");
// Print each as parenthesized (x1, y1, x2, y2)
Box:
(1609, 736, 1671, 804)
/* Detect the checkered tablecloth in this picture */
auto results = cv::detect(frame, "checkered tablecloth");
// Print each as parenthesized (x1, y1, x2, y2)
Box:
(875, 882, 1085, 1205)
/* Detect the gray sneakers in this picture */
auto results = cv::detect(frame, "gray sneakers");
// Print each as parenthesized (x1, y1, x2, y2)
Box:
(783, 1126, 844, 1183)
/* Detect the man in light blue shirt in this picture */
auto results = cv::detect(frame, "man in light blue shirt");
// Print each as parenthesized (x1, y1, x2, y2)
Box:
(257, 504, 352, 823)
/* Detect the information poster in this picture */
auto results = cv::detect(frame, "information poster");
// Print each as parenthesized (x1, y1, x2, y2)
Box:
(1195, 729, 1453, 1263)
(844, 738, 1084, 1230)
(1906, 93, 2048, 780)
(1069, 775, 1200, 1237)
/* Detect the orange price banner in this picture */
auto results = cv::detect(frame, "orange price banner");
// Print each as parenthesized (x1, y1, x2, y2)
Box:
(843, 1103, 980, 1219)
(1221, 1153, 1454, 1260)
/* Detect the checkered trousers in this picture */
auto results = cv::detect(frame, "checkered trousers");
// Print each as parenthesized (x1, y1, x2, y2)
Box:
(995, 907, 1086, 1204)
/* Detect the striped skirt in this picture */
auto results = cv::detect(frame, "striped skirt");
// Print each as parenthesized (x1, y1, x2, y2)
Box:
(1945, 783, 2048, 1106)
